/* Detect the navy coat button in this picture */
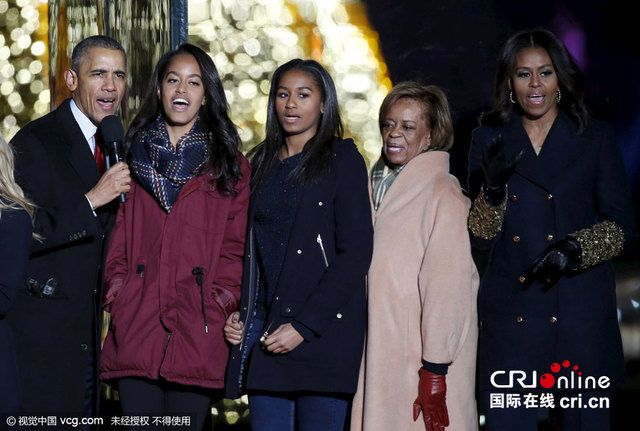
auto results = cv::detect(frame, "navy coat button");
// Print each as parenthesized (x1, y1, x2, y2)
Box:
(518, 275, 526, 283)
(516, 316, 524, 323)
(513, 236, 521, 243)
(546, 234, 554, 241)
(509, 194, 517, 201)
(336, 313, 343, 319)
(546, 193, 553, 200)
(80, 343, 88, 351)
(297, 249, 302, 254)
(549, 316, 558, 323)
(285, 307, 291, 313)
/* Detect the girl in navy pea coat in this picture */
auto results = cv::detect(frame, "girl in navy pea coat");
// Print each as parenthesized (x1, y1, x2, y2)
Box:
(224, 59, 373, 431)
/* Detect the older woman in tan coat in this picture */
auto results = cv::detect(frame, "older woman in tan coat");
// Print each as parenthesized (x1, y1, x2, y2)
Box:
(351, 82, 479, 431)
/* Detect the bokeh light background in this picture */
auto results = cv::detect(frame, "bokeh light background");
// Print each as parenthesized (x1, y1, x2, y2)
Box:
(0, 0, 390, 167)
(4, 1, 640, 428)
(0, 0, 48, 140)
(0, 1, 389, 427)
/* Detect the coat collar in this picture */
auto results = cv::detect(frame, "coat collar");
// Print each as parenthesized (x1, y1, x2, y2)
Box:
(55, 99, 101, 190)
(374, 150, 450, 215)
(503, 112, 583, 190)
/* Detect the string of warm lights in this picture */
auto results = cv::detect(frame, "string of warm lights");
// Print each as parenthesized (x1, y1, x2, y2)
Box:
(189, 0, 389, 165)
(2, 0, 389, 167)
(0, 0, 48, 140)
(1, 1, 389, 427)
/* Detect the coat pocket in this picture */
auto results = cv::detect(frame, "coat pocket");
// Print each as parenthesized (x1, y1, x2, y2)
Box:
(274, 301, 344, 368)
(212, 285, 238, 319)
(104, 263, 145, 311)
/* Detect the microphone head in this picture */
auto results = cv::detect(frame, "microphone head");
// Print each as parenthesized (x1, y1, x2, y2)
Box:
(100, 115, 124, 143)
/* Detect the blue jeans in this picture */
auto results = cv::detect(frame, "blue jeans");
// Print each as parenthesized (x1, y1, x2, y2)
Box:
(249, 391, 349, 431)
(244, 319, 349, 430)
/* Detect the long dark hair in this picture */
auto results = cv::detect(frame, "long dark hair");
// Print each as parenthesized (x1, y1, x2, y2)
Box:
(126, 43, 242, 195)
(249, 58, 343, 189)
(482, 28, 589, 132)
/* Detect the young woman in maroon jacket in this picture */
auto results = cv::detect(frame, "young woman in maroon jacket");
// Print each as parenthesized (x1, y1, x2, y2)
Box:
(100, 44, 250, 430)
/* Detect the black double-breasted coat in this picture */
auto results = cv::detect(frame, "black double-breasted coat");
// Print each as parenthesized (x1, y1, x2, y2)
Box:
(468, 112, 636, 392)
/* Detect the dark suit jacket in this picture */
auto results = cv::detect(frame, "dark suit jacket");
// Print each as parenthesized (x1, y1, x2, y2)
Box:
(225, 138, 374, 399)
(0, 206, 32, 413)
(8, 99, 118, 413)
(468, 112, 637, 391)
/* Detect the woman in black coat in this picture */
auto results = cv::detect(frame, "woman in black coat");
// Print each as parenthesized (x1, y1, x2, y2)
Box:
(468, 29, 636, 431)
(0, 132, 34, 414)
(224, 59, 373, 431)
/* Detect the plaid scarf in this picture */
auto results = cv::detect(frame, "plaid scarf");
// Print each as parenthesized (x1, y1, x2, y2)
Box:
(130, 115, 209, 213)
(370, 156, 406, 212)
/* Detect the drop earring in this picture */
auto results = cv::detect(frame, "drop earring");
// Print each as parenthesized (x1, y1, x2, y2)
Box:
(509, 91, 516, 104)
(555, 89, 562, 103)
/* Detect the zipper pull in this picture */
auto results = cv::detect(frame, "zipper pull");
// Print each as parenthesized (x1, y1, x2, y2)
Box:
(136, 264, 145, 278)
(316, 234, 329, 267)
(260, 320, 275, 343)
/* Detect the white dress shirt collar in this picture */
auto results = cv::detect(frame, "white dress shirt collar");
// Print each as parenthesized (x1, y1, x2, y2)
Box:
(69, 99, 98, 152)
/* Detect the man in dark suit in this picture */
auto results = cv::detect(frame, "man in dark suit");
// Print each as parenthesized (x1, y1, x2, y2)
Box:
(8, 35, 131, 417)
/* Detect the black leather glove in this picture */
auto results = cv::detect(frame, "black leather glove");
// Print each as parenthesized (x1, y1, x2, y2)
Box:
(522, 236, 582, 289)
(481, 134, 523, 205)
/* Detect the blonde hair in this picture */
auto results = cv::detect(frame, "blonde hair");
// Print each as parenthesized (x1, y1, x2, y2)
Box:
(0, 132, 36, 222)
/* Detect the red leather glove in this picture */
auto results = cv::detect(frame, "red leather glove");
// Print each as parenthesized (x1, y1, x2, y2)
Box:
(413, 368, 450, 431)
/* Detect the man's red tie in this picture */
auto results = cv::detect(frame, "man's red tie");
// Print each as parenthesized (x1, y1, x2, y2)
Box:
(94, 135, 105, 175)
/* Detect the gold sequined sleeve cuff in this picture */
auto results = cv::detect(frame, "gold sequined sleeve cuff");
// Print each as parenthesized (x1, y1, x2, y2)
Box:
(569, 220, 625, 268)
(468, 187, 507, 240)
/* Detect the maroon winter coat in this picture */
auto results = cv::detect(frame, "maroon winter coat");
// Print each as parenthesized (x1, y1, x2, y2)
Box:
(100, 158, 250, 389)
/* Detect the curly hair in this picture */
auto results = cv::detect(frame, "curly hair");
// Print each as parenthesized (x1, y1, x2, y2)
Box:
(0, 132, 36, 225)
(378, 81, 454, 152)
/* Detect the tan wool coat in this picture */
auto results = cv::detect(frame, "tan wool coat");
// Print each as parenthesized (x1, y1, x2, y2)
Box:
(351, 151, 479, 431)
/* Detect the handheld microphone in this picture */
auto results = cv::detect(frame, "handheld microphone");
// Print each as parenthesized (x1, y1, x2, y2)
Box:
(100, 115, 126, 203)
